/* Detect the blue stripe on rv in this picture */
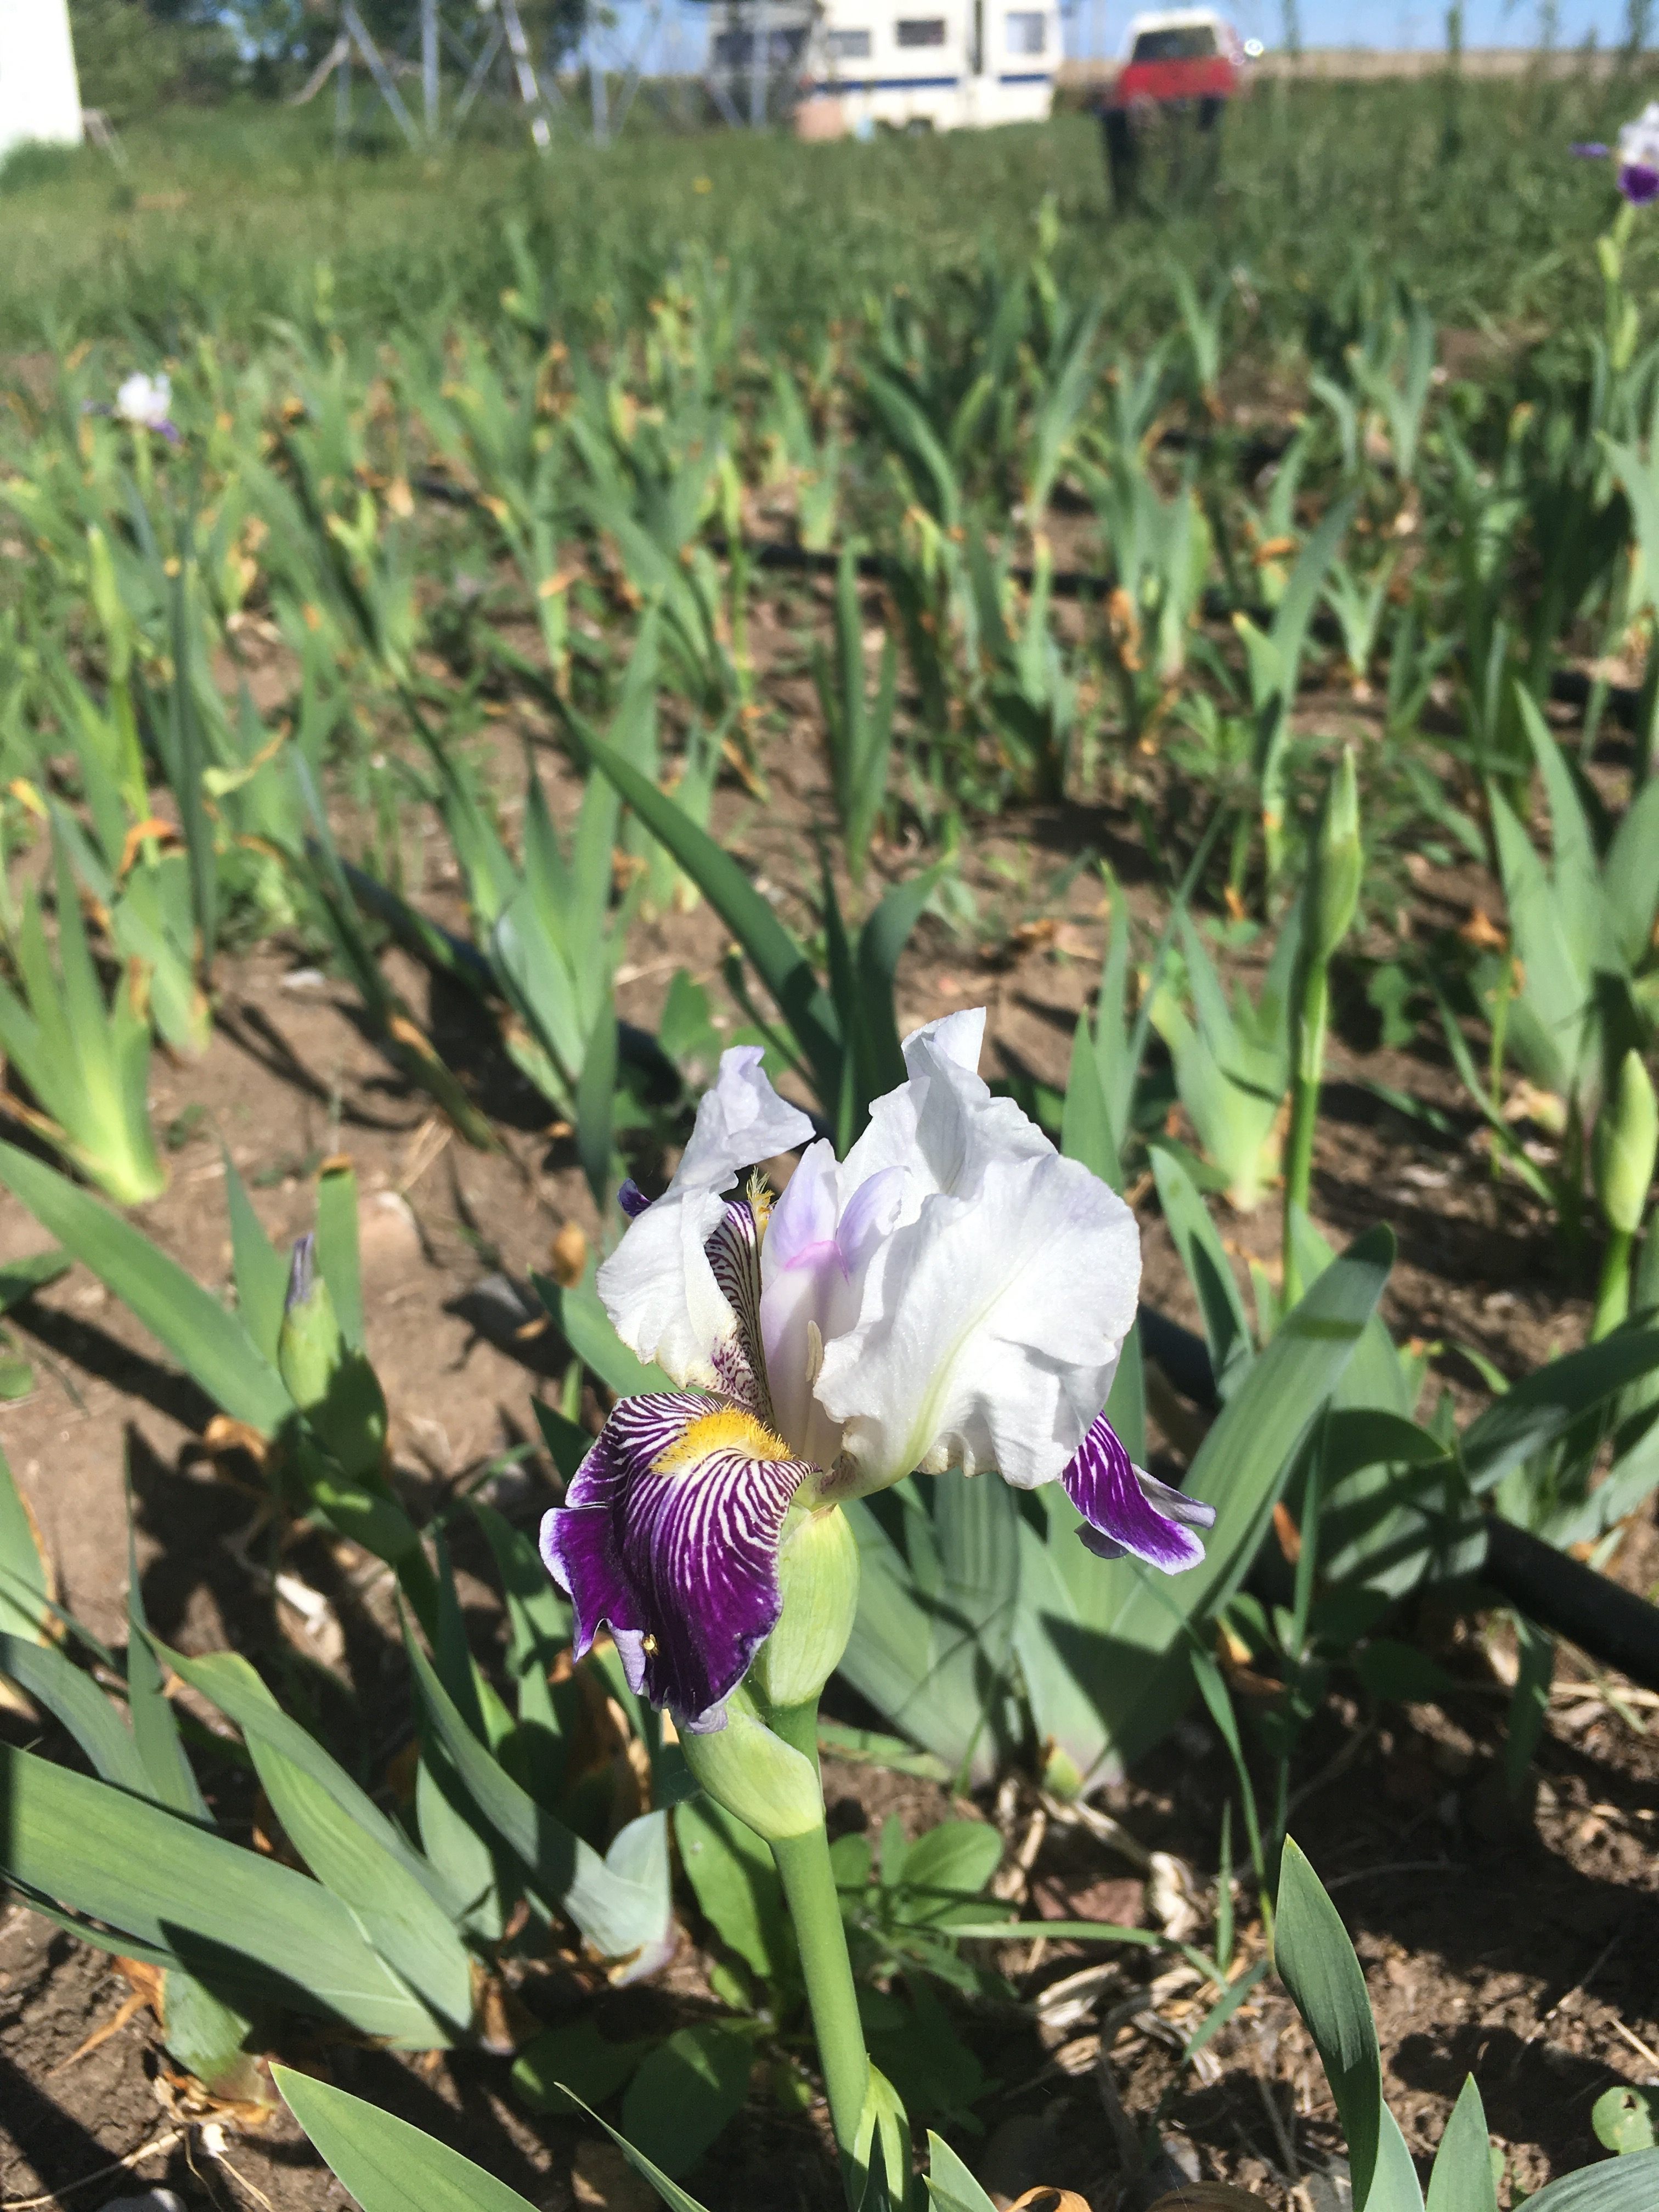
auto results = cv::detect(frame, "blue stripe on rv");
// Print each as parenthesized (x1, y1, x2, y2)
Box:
(997, 71, 1054, 83)
(806, 76, 963, 92)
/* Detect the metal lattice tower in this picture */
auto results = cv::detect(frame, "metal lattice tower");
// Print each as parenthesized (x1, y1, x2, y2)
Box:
(293, 0, 557, 153)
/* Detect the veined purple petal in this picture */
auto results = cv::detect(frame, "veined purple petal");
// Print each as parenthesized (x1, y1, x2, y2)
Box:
(1060, 1414, 1215, 1573)
(705, 1198, 770, 1418)
(540, 1391, 810, 1730)
(1620, 161, 1659, 204)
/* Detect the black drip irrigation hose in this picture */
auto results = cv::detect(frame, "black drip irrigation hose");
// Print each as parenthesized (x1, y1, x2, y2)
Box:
(1141, 1304, 1659, 1695)
(1482, 1516, 1659, 1693)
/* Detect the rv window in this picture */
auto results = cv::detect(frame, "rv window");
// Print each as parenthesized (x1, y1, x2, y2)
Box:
(827, 26, 873, 56)
(1130, 24, 1218, 59)
(1005, 9, 1046, 50)
(896, 17, 947, 44)
(713, 25, 806, 63)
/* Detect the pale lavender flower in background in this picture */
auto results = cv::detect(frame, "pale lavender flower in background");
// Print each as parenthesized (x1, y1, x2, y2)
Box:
(541, 1014, 1215, 1733)
(84, 371, 180, 442)
(1572, 104, 1659, 204)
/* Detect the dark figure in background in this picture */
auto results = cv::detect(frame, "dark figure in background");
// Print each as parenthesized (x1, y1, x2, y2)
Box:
(1097, 10, 1243, 210)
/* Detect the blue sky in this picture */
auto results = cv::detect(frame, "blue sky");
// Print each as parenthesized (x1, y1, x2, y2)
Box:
(634, 0, 1647, 70)
(1225, 0, 1637, 50)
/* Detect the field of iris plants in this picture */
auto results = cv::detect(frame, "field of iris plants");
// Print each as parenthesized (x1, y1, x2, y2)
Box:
(7, 66, 1659, 2212)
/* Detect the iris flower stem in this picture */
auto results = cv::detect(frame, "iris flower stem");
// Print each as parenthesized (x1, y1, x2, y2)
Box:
(1282, 962, 1328, 1311)
(766, 1699, 870, 2189)
(1593, 1227, 1634, 1341)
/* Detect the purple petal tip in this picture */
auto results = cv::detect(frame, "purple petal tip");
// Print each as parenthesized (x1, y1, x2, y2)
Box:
(1060, 1414, 1215, 1575)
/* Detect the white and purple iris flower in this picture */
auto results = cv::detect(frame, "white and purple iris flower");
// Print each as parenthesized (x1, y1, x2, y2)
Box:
(83, 371, 180, 443)
(540, 1010, 1214, 1734)
(1573, 102, 1659, 204)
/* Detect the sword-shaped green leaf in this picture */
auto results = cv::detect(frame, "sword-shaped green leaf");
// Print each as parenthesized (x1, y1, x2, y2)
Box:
(0, 1139, 291, 1436)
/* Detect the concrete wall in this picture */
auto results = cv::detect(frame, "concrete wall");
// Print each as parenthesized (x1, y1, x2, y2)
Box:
(0, 0, 83, 165)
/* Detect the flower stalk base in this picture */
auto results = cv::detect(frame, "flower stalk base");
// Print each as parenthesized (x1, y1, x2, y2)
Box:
(1593, 1227, 1634, 1342)
(766, 1699, 871, 2194)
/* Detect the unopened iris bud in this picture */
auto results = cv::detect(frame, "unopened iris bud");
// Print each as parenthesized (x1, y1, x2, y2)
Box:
(278, 1236, 337, 1401)
(86, 525, 133, 686)
(1308, 748, 1362, 966)
(1595, 1050, 1659, 1237)
(751, 1504, 860, 1714)
(278, 1235, 388, 1484)
(679, 1684, 823, 1843)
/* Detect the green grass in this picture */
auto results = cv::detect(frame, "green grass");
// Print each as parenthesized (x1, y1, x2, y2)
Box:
(3, 67, 1658, 357)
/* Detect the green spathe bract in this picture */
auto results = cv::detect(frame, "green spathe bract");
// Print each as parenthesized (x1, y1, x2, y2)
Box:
(1595, 1048, 1658, 1239)
(679, 1685, 823, 1844)
(751, 1504, 862, 1712)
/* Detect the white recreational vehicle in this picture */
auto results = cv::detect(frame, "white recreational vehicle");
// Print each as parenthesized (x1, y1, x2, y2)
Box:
(705, 0, 1061, 139)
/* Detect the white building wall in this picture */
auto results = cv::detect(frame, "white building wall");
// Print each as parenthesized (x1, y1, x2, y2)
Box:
(0, 0, 83, 165)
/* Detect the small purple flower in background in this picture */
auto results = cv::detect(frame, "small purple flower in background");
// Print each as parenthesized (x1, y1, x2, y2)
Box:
(84, 371, 180, 443)
(1573, 104, 1659, 204)
(541, 1014, 1216, 1733)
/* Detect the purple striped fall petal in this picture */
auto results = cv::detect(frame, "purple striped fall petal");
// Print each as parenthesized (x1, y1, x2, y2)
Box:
(540, 1390, 812, 1731)
(1060, 1413, 1216, 1573)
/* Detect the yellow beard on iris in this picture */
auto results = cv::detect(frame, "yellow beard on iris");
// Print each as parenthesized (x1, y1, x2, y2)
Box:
(652, 1405, 794, 1475)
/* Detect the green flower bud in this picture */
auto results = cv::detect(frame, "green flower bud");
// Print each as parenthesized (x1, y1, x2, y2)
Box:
(278, 1236, 388, 1484)
(679, 1684, 823, 1843)
(1307, 748, 1362, 966)
(750, 1505, 860, 1712)
(86, 525, 133, 687)
(1595, 1050, 1659, 1238)
(278, 1237, 341, 1404)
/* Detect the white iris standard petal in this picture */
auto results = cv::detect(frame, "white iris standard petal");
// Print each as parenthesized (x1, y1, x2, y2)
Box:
(758, 1142, 905, 1466)
(816, 1144, 1140, 1492)
(811, 1012, 1138, 1493)
(599, 1047, 814, 1387)
(840, 1009, 1049, 1225)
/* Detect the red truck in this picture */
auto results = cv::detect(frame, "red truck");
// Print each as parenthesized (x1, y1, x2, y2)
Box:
(1098, 9, 1250, 204)
(1109, 8, 1245, 109)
